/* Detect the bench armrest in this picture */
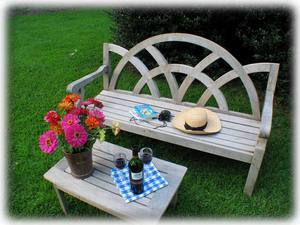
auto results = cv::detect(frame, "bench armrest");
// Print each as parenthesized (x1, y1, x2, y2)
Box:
(66, 65, 108, 98)
(259, 63, 280, 138)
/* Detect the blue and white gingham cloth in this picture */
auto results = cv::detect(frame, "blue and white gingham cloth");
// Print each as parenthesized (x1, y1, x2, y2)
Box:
(111, 162, 168, 203)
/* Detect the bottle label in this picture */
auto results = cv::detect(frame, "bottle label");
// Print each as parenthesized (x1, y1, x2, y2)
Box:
(131, 171, 143, 180)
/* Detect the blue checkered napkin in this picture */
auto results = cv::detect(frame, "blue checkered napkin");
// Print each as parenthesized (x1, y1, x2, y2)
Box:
(111, 162, 168, 203)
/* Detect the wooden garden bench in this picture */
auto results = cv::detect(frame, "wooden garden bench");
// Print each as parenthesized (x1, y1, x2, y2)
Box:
(67, 33, 280, 196)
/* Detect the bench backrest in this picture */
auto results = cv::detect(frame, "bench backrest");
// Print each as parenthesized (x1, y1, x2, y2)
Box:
(102, 33, 279, 121)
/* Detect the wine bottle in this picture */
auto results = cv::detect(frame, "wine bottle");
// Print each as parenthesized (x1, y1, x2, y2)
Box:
(129, 146, 144, 194)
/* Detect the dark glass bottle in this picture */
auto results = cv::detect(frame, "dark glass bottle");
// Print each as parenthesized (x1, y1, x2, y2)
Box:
(128, 146, 144, 194)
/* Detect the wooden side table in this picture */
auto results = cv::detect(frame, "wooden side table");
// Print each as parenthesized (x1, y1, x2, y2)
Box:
(44, 141, 187, 221)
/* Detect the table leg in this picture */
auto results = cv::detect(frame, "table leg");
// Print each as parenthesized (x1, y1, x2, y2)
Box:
(170, 192, 178, 208)
(54, 186, 68, 215)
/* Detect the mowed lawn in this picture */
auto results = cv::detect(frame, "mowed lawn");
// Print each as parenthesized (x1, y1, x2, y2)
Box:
(8, 9, 292, 218)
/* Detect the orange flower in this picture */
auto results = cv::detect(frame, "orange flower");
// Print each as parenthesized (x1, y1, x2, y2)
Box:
(58, 100, 74, 112)
(58, 94, 80, 112)
(65, 94, 80, 103)
(85, 116, 100, 130)
(50, 123, 63, 135)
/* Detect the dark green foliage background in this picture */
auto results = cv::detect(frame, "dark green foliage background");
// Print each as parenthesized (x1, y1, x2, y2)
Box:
(110, 8, 292, 104)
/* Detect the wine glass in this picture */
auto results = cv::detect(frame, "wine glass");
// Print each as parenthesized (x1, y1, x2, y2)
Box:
(113, 152, 127, 181)
(139, 147, 153, 178)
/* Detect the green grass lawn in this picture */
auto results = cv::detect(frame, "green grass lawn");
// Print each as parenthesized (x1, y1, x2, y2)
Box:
(8, 9, 292, 218)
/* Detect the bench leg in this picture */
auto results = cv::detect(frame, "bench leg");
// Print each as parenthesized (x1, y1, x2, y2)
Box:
(244, 138, 267, 196)
(54, 186, 68, 215)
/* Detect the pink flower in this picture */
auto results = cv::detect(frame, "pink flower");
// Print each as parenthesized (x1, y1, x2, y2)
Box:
(64, 124, 88, 148)
(69, 107, 81, 115)
(39, 130, 58, 154)
(61, 114, 80, 130)
(44, 110, 61, 125)
(89, 109, 105, 123)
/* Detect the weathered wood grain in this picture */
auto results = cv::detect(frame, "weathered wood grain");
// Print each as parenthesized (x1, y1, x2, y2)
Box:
(259, 63, 280, 138)
(66, 65, 107, 99)
(107, 44, 160, 97)
(44, 142, 187, 220)
(102, 43, 111, 90)
(244, 137, 267, 196)
(177, 52, 219, 102)
(99, 90, 261, 127)
(65, 33, 280, 197)
(107, 33, 260, 118)
(101, 105, 257, 147)
(54, 185, 68, 215)
(134, 63, 229, 111)
(144, 45, 179, 101)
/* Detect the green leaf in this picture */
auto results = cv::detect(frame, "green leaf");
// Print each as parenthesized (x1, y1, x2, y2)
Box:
(99, 129, 106, 143)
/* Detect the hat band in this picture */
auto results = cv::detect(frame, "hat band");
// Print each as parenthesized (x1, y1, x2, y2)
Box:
(184, 122, 208, 131)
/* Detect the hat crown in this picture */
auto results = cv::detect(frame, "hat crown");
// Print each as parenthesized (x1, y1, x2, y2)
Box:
(185, 108, 207, 127)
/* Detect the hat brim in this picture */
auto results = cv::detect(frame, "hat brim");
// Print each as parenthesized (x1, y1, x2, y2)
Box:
(172, 108, 221, 134)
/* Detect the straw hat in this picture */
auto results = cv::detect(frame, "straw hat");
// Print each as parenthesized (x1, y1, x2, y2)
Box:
(172, 107, 221, 134)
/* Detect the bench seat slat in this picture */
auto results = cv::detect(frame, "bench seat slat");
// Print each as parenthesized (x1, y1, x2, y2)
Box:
(100, 90, 260, 127)
(101, 97, 258, 140)
(101, 100, 258, 144)
(101, 106, 256, 150)
(98, 94, 260, 137)
(95, 90, 260, 163)
(95, 94, 254, 162)
(98, 90, 259, 134)
(103, 109, 255, 153)
(99, 96, 259, 134)
(103, 114, 253, 163)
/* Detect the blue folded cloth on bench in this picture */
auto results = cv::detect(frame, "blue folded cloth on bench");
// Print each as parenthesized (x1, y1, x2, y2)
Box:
(111, 162, 168, 203)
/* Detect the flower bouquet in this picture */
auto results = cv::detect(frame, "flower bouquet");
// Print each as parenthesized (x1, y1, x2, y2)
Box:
(39, 93, 120, 179)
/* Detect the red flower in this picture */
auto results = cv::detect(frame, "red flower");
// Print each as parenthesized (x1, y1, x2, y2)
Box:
(80, 108, 89, 115)
(44, 110, 61, 125)
(80, 100, 90, 106)
(69, 106, 89, 116)
(87, 98, 103, 108)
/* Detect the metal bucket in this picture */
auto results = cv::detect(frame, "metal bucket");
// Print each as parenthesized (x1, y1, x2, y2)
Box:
(64, 150, 93, 179)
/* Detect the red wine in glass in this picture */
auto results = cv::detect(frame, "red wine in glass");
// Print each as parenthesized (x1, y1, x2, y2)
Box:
(113, 152, 127, 181)
(139, 147, 153, 179)
(115, 157, 126, 169)
(142, 152, 152, 164)
(140, 147, 153, 165)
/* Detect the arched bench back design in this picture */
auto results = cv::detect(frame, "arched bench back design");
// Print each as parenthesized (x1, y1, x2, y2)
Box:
(103, 33, 279, 120)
